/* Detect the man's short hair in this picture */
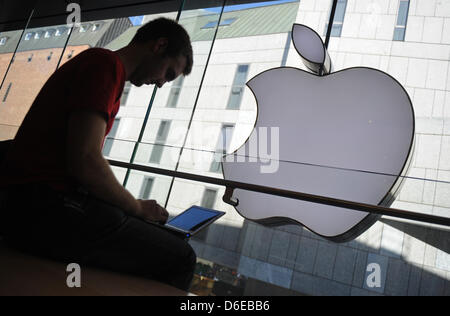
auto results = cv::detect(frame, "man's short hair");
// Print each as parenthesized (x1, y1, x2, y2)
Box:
(130, 17, 193, 75)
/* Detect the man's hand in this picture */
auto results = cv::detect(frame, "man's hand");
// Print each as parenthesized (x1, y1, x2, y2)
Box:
(136, 199, 169, 224)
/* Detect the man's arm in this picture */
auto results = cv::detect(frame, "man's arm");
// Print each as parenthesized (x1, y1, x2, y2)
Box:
(66, 109, 142, 215)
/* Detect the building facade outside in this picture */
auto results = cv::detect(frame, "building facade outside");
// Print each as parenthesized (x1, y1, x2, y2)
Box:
(0, 0, 449, 295)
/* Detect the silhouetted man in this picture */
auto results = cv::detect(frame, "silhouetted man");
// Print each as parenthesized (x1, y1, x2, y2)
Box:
(0, 17, 196, 291)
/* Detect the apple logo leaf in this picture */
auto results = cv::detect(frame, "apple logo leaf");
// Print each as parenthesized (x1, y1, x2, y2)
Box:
(291, 23, 332, 75)
(221, 24, 415, 242)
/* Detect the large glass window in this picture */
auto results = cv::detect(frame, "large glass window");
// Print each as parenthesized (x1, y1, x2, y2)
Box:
(2, 0, 449, 297)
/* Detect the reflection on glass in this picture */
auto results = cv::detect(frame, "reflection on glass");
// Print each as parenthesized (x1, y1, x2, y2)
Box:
(182, 0, 300, 182)
(190, 259, 247, 296)
(126, 3, 225, 208)
(1, 0, 447, 296)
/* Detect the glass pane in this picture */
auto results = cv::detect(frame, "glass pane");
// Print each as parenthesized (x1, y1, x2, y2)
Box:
(127, 2, 224, 210)
(3, 0, 448, 297)
(174, 0, 301, 247)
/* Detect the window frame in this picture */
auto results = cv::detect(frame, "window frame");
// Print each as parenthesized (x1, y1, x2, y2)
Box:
(393, 0, 410, 41)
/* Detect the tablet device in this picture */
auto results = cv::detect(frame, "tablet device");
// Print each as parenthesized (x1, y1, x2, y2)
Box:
(156, 205, 225, 239)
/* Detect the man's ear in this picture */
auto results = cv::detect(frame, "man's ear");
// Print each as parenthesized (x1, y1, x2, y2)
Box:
(153, 37, 168, 54)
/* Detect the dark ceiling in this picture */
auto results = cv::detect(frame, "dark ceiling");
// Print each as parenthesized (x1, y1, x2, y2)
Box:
(0, 0, 276, 32)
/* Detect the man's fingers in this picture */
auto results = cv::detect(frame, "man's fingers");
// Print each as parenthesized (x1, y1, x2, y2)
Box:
(158, 205, 169, 223)
(138, 199, 169, 223)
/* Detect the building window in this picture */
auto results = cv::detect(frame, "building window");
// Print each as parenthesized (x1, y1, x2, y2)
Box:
(227, 64, 249, 110)
(44, 29, 55, 38)
(202, 21, 219, 29)
(103, 118, 120, 156)
(0, 36, 7, 45)
(324, 0, 348, 37)
(34, 31, 43, 39)
(201, 188, 217, 209)
(210, 124, 234, 173)
(24, 32, 33, 41)
(55, 27, 67, 36)
(79, 24, 91, 32)
(394, 0, 410, 41)
(202, 18, 237, 29)
(220, 18, 236, 27)
(166, 76, 184, 108)
(193, 188, 218, 241)
(139, 177, 154, 199)
(120, 82, 132, 106)
(149, 120, 171, 164)
(2, 82, 12, 102)
(92, 23, 102, 31)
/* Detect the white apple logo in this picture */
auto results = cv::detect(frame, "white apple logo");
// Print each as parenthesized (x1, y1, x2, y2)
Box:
(222, 24, 415, 242)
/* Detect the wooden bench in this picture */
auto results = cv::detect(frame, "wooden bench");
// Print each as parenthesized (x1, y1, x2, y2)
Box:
(0, 239, 192, 296)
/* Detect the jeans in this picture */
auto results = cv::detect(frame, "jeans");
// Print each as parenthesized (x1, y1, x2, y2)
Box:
(0, 183, 197, 292)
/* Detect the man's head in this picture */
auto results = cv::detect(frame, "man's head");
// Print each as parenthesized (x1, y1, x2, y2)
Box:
(127, 17, 193, 87)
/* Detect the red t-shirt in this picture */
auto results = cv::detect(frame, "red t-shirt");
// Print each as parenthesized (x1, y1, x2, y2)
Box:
(0, 47, 126, 192)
